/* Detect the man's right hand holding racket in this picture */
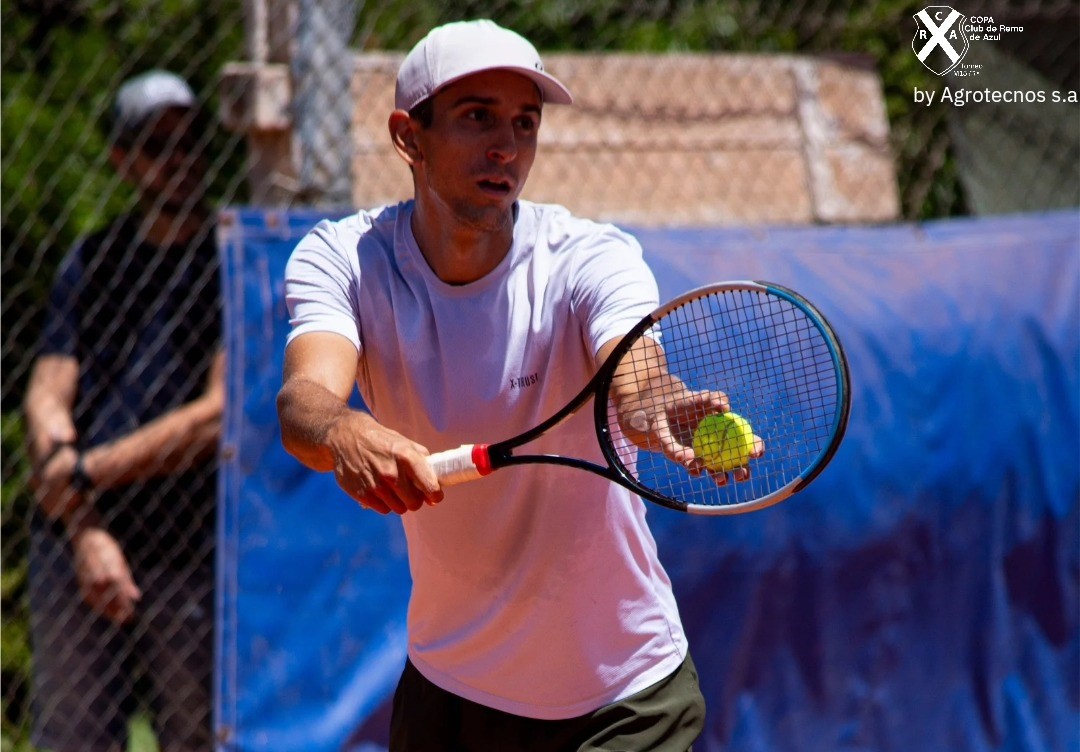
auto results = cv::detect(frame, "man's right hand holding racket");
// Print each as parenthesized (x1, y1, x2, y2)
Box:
(278, 332, 444, 515)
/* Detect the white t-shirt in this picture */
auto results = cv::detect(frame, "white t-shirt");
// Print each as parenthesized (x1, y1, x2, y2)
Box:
(285, 200, 688, 719)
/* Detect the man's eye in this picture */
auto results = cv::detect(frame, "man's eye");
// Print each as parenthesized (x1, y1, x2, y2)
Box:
(466, 109, 490, 123)
(516, 117, 538, 132)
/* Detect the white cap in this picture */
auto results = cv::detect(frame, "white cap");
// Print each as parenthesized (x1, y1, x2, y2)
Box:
(395, 20, 573, 111)
(114, 70, 196, 132)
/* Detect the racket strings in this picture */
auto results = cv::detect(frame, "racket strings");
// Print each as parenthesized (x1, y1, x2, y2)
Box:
(604, 289, 842, 510)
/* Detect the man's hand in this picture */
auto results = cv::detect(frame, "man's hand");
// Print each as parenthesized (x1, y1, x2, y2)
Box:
(325, 411, 443, 515)
(70, 526, 142, 624)
(617, 376, 727, 468)
(603, 336, 764, 484)
(617, 383, 765, 483)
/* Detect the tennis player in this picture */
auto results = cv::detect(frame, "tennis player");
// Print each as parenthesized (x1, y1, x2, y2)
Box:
(278, 20, 708, 750)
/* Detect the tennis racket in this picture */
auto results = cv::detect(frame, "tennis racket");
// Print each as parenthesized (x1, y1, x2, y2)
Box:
(428, 281, 850, 515)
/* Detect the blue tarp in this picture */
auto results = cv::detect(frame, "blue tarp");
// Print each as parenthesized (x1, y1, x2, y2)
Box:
(217, 209, 1079, 752)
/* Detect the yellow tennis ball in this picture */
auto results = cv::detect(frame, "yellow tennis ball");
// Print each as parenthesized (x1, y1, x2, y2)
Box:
(692, 412, 755, 473)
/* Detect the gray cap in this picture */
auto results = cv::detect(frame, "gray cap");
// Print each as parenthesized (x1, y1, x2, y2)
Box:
(113, 70, 196, 132)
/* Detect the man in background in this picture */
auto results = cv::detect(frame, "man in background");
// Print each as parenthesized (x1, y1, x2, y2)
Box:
(23, 70, 222, 752)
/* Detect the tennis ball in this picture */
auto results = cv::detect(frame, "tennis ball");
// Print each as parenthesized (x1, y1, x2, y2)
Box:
(692, 412, 755, 473)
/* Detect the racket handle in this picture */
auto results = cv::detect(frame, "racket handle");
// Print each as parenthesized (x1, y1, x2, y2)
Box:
(428, 444, 493, 487)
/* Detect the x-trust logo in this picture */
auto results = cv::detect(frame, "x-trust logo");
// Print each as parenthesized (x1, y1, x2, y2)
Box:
(913, 6, 970, 75)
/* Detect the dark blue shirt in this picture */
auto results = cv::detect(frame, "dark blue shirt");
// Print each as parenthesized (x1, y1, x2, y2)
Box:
(38, 214, 221, 568)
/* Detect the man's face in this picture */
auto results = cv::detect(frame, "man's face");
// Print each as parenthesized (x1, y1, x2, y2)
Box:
(115, 106, 209, 212)
(411, 70, 542, 232)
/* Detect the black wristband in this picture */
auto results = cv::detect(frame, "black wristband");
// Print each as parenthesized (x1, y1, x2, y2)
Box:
(38, 440, 75, 469)
(70, 454, 94, 493)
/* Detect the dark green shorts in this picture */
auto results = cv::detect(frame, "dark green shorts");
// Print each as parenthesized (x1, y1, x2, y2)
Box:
(390, 654, 705, 751)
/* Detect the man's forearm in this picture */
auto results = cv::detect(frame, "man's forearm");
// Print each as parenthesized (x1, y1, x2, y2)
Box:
(24, 354, 79, 466)
(80, 392, 223, 489)
(80, 352, 225, 489)
(606, 336, 675, 409)
(26, 354, 88, 522)
(277, 376, 372, 472)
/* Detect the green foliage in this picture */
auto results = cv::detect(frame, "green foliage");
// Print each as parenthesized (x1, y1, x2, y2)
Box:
(1, 413, 32, 748)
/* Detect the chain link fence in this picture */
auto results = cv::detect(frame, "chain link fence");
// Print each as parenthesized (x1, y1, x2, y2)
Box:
(3, 0, 1076, 748)
(3, 5, 248, 748)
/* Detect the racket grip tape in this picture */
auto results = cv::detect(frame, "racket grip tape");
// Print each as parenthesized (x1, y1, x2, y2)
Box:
(428, 444, 492, 486)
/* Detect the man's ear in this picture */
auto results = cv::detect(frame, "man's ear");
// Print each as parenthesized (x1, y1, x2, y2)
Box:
(388, 110, 422, 166)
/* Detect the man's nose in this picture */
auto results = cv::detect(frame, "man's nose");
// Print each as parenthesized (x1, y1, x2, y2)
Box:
(486, 122, 518, 164)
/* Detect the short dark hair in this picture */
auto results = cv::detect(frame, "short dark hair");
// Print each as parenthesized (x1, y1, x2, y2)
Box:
(408, 98, 434, 129)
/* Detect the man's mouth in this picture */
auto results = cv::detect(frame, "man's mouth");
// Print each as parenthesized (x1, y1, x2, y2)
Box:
(477, 177, 513, 196)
